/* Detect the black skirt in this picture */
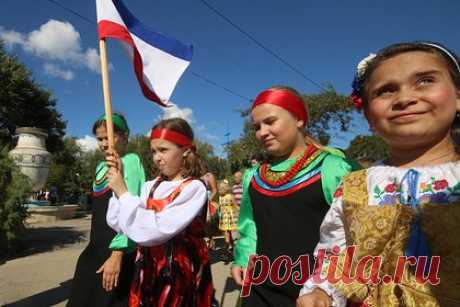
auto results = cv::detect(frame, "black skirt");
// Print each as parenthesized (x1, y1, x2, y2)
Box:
(67, 190, 134, 307)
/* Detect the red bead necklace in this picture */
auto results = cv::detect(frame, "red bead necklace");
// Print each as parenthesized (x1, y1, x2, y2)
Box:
(259, 144, 317, 187)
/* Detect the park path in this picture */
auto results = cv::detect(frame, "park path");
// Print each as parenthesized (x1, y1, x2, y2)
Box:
(0, 217, 240, 307)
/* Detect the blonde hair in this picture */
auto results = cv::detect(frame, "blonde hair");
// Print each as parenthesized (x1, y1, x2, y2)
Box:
(218, 180, 230, 195)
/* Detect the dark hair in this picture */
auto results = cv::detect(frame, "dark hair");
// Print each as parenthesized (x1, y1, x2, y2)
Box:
(152, 117, 205, 179)
(92, 112, 130, 138)
(357, 42, 460, 148)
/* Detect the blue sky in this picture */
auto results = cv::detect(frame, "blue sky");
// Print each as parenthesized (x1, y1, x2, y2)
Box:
(1, 0, 459, 154)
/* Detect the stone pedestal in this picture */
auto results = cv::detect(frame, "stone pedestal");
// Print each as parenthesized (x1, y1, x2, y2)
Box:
(25, 205, 80, 224)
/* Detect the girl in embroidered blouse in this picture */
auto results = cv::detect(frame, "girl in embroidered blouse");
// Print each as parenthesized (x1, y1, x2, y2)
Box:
(231, 86, 358, 307)
(105, 117, 214, 307)
(298, 42, 460, 307)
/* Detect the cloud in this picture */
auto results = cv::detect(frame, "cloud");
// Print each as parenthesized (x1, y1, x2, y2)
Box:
(43, 63, 74, 80)
(84, 48, 102, 73)
(0, 20, 102, 75)
(194, 124, 219, 141)
(0, 27, 25, 48)
(160, 102, 195, 124)
(76, 135, 98, 152)
(202, 133, 219, 141)
(196, 124, 206, 132)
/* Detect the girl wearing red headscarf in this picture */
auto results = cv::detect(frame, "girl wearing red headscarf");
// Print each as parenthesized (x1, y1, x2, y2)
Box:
(105, 117, 214, 307)
(231, 86, 359, 307)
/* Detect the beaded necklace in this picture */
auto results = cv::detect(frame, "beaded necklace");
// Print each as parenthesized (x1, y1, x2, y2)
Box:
(259, 144, 318, 187)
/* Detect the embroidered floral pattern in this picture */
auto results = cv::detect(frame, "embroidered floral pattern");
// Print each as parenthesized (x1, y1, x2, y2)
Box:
(373, 176, 460, 205)
(374, 178, 402, 205)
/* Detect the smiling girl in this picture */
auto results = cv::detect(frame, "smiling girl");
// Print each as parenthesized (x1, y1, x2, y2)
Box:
(298, 42, 460, 307)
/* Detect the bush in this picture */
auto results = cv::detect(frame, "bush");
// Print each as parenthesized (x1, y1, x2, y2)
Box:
(0, 147, 31, 257)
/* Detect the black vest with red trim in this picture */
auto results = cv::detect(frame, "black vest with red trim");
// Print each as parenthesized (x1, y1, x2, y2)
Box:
(246, 161, 329, 306)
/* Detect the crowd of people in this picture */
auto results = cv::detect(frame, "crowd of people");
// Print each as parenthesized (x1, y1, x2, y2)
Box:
(66, 41, 460, 307)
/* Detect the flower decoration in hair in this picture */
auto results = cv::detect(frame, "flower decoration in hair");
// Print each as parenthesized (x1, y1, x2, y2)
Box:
(350, 53, 376, 109)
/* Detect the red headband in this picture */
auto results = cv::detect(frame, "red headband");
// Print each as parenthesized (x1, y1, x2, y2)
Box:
(150, 128, 194, 149)
(251, 89, 308, 127)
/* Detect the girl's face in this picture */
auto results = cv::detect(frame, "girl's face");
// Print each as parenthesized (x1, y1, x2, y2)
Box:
(95, 125, 126, 155)
(150, 138, 186, 180)
(252, 103, 304, 157)
(365, 51, 460, 149)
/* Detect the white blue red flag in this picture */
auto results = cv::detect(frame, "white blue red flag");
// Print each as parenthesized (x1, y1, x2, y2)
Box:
(96, 0, 193, 107)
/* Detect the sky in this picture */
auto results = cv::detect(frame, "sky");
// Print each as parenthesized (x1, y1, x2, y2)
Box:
(1, 0, 459, 155)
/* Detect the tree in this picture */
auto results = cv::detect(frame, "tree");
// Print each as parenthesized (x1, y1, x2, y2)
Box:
(47, 138, 98, 203)
(195, 140, 227, 179)
(125, 134, 155, 180)
(227, 120, 264, 173)
(304, 86, 353, 145)
(0, 147, 31, 256)
(345, 135, 389, 164)
(0, 42, 66, 152)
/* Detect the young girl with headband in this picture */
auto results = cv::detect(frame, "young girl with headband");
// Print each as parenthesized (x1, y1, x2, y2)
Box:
(232, 86, 359, 306)
(68, 113, 145, 307)
(106, 117, 214, 307)
(298, 42, 460, 306)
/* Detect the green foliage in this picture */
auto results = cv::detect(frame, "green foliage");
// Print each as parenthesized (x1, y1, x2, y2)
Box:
(0, 43, 66, 152)
(0, 147, 31, 256)
(195, 140, 228, 179)
(304, 86, 353, 144)
(345, 135, 389, 163)
(227, 121, 264, 173)
(47, 138, 102, 203)
(125, 134, 154, 180)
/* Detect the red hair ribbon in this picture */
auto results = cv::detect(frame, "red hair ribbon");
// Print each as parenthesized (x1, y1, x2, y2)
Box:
(251, 88, 308, 127)
(150, 128, 194, 149)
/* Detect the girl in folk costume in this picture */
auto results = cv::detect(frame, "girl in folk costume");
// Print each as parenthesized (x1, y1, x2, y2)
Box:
(106, 117, 214, 307)
(298, 42, 460, 307)
(68, 113, 145, 307)
(231, 86, 359, 307)
(218, 180, 238, 252)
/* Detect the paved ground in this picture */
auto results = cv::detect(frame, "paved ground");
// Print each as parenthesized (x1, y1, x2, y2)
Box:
(0, 216, 240, 307)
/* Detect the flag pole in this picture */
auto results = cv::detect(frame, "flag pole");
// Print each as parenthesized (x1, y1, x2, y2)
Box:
(99, 38, 115, 150)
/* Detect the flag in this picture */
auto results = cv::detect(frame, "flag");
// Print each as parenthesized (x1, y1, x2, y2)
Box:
(96, 0, 193, 107)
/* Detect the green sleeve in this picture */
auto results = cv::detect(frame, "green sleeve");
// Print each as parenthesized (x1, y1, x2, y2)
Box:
(122, 153, 146, 195)
(320, 151, 361, 205)
(109, 153, 146, 252)
(234, 167, 258, 267)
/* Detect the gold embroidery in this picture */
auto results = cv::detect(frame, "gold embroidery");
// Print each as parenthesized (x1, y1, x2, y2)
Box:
(333, 170, 460, 307)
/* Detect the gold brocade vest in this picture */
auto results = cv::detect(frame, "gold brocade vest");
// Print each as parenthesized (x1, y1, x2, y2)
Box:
(333, 170, 460, 307)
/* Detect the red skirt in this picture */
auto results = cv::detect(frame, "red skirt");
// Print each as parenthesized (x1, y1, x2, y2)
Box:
(129, 233, 214, 307)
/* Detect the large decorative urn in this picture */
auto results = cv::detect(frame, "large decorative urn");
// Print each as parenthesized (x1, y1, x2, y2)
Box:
(9, 127, 52, 192)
